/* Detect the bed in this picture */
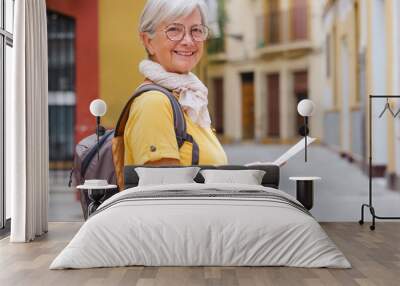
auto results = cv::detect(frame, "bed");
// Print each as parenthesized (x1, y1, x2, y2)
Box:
(50, 165, 351, 269)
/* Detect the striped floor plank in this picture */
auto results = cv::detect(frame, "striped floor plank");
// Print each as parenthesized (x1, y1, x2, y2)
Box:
(0, 222, 399, 286)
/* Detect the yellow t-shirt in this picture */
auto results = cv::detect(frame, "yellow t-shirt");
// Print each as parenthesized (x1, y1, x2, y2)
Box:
(124, 90, 228, 166)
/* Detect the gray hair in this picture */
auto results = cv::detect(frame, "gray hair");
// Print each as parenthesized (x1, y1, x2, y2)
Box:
(139, 0, 208, 37)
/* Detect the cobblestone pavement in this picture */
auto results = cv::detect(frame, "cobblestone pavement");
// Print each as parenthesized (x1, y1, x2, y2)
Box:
(49, 143, 400, 222)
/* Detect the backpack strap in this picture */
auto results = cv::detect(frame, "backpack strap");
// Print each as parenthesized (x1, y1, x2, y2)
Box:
(183, 133, 200, 165)
(115, 84, 199, 164)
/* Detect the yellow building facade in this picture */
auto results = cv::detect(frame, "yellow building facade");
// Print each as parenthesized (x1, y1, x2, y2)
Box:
(322, 0, 400, 188)
(99, 0, 147, 128)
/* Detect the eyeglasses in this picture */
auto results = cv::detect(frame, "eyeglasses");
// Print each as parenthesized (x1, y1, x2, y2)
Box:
(163, 23, 209, 42)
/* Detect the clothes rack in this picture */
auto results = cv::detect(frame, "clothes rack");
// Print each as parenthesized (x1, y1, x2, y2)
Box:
(359, 95, 400, 230)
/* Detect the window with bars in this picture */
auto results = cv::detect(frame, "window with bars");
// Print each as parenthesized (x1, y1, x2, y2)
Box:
(47, 11, 76, 166)
(1, 0, 14, 232)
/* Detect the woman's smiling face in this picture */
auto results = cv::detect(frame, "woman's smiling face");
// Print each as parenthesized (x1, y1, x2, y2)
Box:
(142, 9, 205, 74)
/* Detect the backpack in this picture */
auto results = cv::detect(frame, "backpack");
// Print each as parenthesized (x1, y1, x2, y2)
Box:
(69, 84, 200, 219)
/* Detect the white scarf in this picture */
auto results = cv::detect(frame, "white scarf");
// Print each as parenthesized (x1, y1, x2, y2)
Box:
(139, 59, 211, 128)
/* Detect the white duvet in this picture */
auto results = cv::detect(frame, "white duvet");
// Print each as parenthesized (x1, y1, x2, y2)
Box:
(50, 183, 351, 269)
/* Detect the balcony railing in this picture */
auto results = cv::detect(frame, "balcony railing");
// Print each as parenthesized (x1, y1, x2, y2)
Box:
(256, 6, 309, 49)
(207, 37, 225, 54)
(256, 10, 281, 47)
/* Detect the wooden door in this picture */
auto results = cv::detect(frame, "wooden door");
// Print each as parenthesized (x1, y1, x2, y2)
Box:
(241, 73, 255, 139)
(213, 78, 224, 134)
(267, 74, 280, 137)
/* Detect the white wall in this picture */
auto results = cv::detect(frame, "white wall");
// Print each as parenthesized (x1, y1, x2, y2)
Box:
(254, 69, 266, 140)
(322, 2, 335, 110)
(308, 0, 324, 140)
(371, 0, 388, 165)
(223, 65, 242, 140)
(225, 0, 258, 61)
(340, 37, 351, 153)
(391, 0, 400, 174)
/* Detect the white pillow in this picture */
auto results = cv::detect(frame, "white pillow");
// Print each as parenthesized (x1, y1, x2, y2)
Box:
(200, 169, 266, 185)
(135, 167, 201, 186)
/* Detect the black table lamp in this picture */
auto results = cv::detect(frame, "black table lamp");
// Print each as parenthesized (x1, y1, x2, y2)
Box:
(297, 99, 315, 162)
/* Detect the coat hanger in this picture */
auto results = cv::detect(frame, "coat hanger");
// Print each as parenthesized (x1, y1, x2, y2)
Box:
(378, 98, 395, 118)
(394, 105, 400, 118)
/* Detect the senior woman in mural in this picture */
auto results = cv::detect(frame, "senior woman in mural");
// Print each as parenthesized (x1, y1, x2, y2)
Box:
(124, 0, 228, 166)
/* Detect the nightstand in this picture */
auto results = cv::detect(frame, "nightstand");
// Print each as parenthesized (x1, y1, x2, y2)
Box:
(77, 182, 118, 219)
(289, 177, 321, 210)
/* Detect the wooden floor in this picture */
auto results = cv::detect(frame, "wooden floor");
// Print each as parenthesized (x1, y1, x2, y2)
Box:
(1, 222, 400, 286)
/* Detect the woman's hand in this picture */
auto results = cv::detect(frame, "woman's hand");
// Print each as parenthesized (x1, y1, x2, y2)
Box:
(144, 158, 181, 166)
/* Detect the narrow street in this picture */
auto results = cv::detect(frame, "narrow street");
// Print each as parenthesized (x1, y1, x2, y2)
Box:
(225, 143, 400, 221)
(49, 143, 400, 222)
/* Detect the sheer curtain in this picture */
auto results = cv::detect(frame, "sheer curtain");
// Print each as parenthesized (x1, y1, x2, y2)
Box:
(8, 0, 49, 242)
